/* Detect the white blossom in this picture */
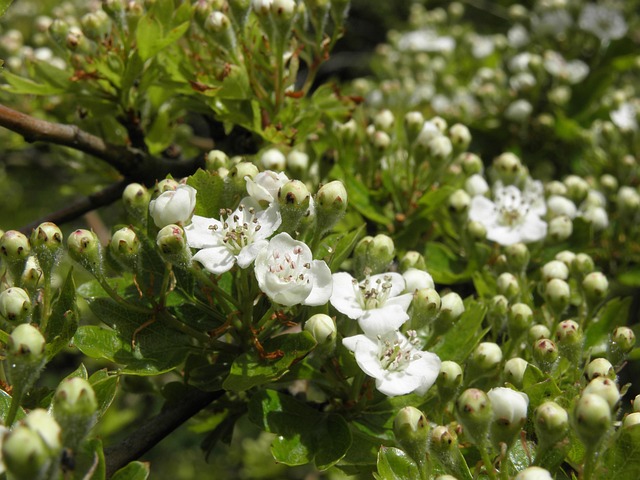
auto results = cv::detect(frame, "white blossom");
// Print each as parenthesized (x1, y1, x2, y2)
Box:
(543, 51, 589, 84)
(246, 170, 290, 205)
(465, 174, 489, 197)
(547, 195, 577, 219)
(254, 233, 332, 307)
(330, 272, 412, 337)
(185, 197, 281, 274)
(468, 180, 547, 245)
(397, 29, 455, 53)
(149, 184, 197, 228)
(505, 99, 533, 122)
(342, 331, 441, 397)
(611, 102, 638, 132)
(488, 387, 529, 426)
(578, 4, 627, 43)
(507, 24, 530, 48)
(532, 10, 573, 38)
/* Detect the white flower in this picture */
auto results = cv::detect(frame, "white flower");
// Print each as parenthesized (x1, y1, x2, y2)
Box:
(342, 331, 441, 397)
(246, 170, 290, 205)
(488, 387, 529, 426)
(402, 268, 434, 293)
(515, 466, 553, 480)
(471, 34, 494, 59)
(505, 99, 533, 122)
(509, 52, 533, 73)
(580, 206, 609, 231)
(468, 180, 547, 245)
(185, 197, 281, 274)
(507, 24, 530, 48)
(543, 51, 589, 84)
(547, 195, 577, 219)
(330, 272, 412, 337)
(254, 232, 332, 307)
(611, 102, 638, 132)
(532, 10, 573, 37)
(397, 29, 455, 53)
(578, 4, 627, 43)
(149, 185, 197, 228)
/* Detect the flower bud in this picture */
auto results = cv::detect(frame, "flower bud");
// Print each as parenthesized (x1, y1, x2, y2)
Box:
(611, 326, 635, 353)
(315, 180, 347, 234)
(2, 426, 51, 480)
(508, 303, 533, 338)
(583, 377, 620, 412)
(353, 234, 394, 277)
(573, 393, 612, 448)
(466, 220, 487, 240)
(428, 135, 453, 160)
(541, 260, 569, 282)
(337, 118, 358, 141)
(374, 109, 395, 132)
(582, 272, 608, 305)
(24, 409, 62, 453)
(439, 292, 465, 325)
(503, 357, 528, 388)
(555, 319, 583, 363)
(0, 230, 31, 263)
(616, 186, 640, 217)
(460, 153, 484, 176)
(624, 412, 640, 428)
(8, 323, 45, 361)
(586, 358, 615, 381)
(504, 242, 529, 273)
(487, 387, 529, 448)
(304, 314, 336, 345)
(572, 253, 596, 279)
(404, 111, 424, 143)
(487, 295, 509, 326)
(287, 150, 309, 173)
(429, 425, 470, 480)
(156, 225, 190, 266)
(497, 272, 519, 300)
(81, 10, 111, 40)
(402, 268, 434, 293)
(532, 338, 558, 372)
(228, 0, 252, 25)
(515, 466, 553, 480)
(260, 148, 286, 170)
(411, 287, 441, 329)
(53, 377, 98, 450)
(0, 287, 32, 322)
(399, 251, 426, 272)
(529, 324, 551, 342)
(21, 256, 43, 291)
(581, 206, 609, 231)
(544, 278, 570, 315)
(467, 342, 502, 383)
(393, 407, 429, 467)
(67, 229, 103, 275)
(492, 152, 523, 184)
(464, 174, 489, 197)
(534, 401, 569, 446)
(122, 182, 151, 223)
(372, 130, 391, 150)
(449, 123, 471, 150)
(205, 11, 231, 32)
(555, 250, 576, 268)
(448, 189, 471, 215)
(109, 226, 140, 268)
(278, 179, 311, 232)
(437, 361, 463, 402)
(564, 175, 589, 204)
(456, 388, 492, 445)
(205, 150, 229, 171)
(149, 184, 197, 228)
(30, 222, 63, 256)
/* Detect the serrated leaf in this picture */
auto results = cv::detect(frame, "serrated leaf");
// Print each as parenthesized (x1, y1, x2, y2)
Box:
(223, 332, 316, 392)
(136, 12, 189, 62)
(0, 0, 14, 16)
(45, 270, 78, 360)
(89, 369, 119, 419)
(248, 389, 352, 470)
(375, 446, 420, 480)
(432, 298, 487, 363)
(187, 169, 225, 218)
(2, 70, 65, 95)
(521, 365, 563, 410)
(424, 242, 470, 284)
(603, 424, 640, 477)
(111, 461, 150, 480)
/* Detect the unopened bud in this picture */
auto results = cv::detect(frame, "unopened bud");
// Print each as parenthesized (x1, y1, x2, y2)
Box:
(468, 342, 502, 380)
(505, 242, 529, 273)
(503, 357, 528, 388)
(448, 189, 471, 215)
(582, 272, 608, 305)
(456, 388, 493, 445)
(315, 180, 347, 234)
(573, 393, 612, 448)
(449, 123, 471, 150)
(353, 234, 394, 277)
(508, 303, 533, 337)
(304, 314, 336, 345)
(532, 338, 558, 372)
(399, 250, 426, 272)
(541, 260, 569, 282)
(8, 323, 45, 361)
(109, 227, 140, 268)
(529, 324, 551, 342)
(411, 287, 441, 328)
(488, 387, 529, 448)
(609, 326, 635, 364)
(402, 268, 434, 293)
(0, 230, 31, 263)
(515, 467, 553, 480)
(623, 412, 640, 428)
(122, 182, 151, 223)
(205, 150, 230, 171)
(67, 229, 102, 275)
(393, 407, 429, 467)
(373, 109, 395, 132)
(53, 377, 98, 450)
(493, 152, 523, 184)
(2, 426, 51, 480)
(261, 148, 286, 170)
(437, 361, 463, 401)
(545, 278, 570, 314)
(149, 184, 197, 228)
(372, 130, 391, 150)
(0, 287, 32, 322)
(439, 292, 465, 325)
(564, 175, 589, 203)
(81, 10, 111, 40)
(404, 111, 424, 143)
(555, 319, 583, 363)
(30, 222, 63, 255)
(555, 250, 576, 268)
(429, 135, 453, 160)
(287, 150, 309, 173)
(616, 186, 640, 217)
(549, 215, 573, 241)
(583, 377, 620, 412)
(278, 180, 311, 232)
(156, 224, 188, 257)
(585, 358, 615, 381)
(497, 272, 519, 300)
(534, 401, 569, 446)
(460, 153, 484, 175)
(467, 219, 487, 240)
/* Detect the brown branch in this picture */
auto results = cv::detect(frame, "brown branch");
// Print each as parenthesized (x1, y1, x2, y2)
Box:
(104, 389, 223, 478)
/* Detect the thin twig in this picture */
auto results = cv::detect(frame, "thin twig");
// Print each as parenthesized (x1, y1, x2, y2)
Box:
(104, 388, 223, 478)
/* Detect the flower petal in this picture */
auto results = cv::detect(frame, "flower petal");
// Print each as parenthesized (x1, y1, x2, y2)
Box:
(185, 216, 222, 249)
(358, 304, 410, 337)
(330, 272, 364, 319)
(193, 246, 235, 274)
(237, 240, 268, 268)
(303, 260, 333, 306)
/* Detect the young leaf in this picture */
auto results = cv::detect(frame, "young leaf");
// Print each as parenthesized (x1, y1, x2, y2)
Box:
(375, 446, 420, 480)
(45, 270, 78, 360)
(111, 461, 150, 480)
(187, 169, 225, 218)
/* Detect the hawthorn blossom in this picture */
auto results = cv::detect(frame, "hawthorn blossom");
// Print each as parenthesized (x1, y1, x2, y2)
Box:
(330, 272, 412, 336)
(578, 4, 627, 43)
(246, 170, 290, 205)
(149, 185, 197, 228)
(397, 29, 455, 53)
(185, 197, 281, 274)
(611, 102, 638, 132)
(254, 233, 332, 307)
(543, 51, 589, 84)
(342, 331, 441, 397)
(468, 180, 547, 245)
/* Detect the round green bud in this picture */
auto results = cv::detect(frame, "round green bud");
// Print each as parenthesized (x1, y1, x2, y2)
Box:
(156, 224, 187, 255)
(0, 230, 31, 262)
(439, 292, 465, 324)
(529, 324, 551, 342)
(571, 253, 595, 279)
(532, 338, 558, 372)
(503, 357, 528, 388)
(373, 109, 395, 132)
(336, 118, 358, 141)
(616, 186, 640, 217)
(600, 174, 618, 193)
(304, 314, 336, 345)
(122, 182, 151, 219)
(404, 111, 424, 142)
(30, 222, 63, 254)
(456, 388, 493, 445)
(555, 250, 576, 268)
(156, 178, 179, 194)
(1, 426, 51, 480)
(287, 150, 309, 172)
(469, 342, 502, 373)
(573, 393, 612, 448)
(534, 401, 569, 446)
(399, 250, 426, 272)
(393, 406, 429, 466)
(278, 179, 310, 208)
(515, 466, 553, 480)
(508, 303, 533, 336)
(437, 360, 463, 401)
(48, 19, 69, 46)
(545, 278, 570, 314)
(110, 227, 140, 265)
(205, 11, 231, 32)
(449, 123, 471, 149)
(555, 319, 582, 344)
(487, 387, 529, 448)
(582, 272, 608, 304)
(315, 180, 347, 233)
(448, 189, 471, 215)
(488, 294, 509, 320)
(403, 268, 434, 293)
(205, 150, 230, 171)
(541, 260, 569, 282)
(624, 412, 640, 428)
(563, 175, 590, 204)
(586, 358, 615, 381)
(372, 130, 391, 150)
(81, 10, 111, 40)
(583, 377, 620, 412)
(411, 287, 441, 328)
(67, 229, 102, 273)
(260, 149, 286, 171)
(497, 272, 519, 300)
(8, 323, 46, 360)
(0, 287, 32, 322)
(24, 409, 62, 453)
(21, 256, 43, 290)
(492, 152, 523, 184)
(53, 377, 98, 450)
(611, 326, 635, 353)
(546, 180, 567, 197)
(460, 152, 484, 176)
(467, 220, 487, 240)
(505, 242, 529, 273)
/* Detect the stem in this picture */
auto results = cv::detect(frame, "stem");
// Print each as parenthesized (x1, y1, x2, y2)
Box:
(98, 277, 155, 315)
(478, 443, 497, 480)
(4, 384, 24, 427)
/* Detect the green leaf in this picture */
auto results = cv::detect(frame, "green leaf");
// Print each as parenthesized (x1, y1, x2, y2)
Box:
(432, 298, 488, 363)
(0, 390, 26, 424)
(0, 0, 14, 17)
(187, 169, 225, 218)
(424, 242, 470, 284)
(111, 461, 150, 480)
(521, 364, 563, 410)
(316, 224, 366, 271)
(136, 12, 189, 62)
(603, 424, 640, 477)
(89, 369, 119, 419)
(73, 438, 106, 480)
(45, 270, 78, 360)
(248, 389, 352, 470)
(223, 332, 316, 392)
(375, 446, 420, 480)
(618, 268, 640, 287)
(2, 70, 65, 95)
(584, 297, 632, 349)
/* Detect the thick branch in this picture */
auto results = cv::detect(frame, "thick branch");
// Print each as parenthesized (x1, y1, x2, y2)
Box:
(104, 389, 223, 478)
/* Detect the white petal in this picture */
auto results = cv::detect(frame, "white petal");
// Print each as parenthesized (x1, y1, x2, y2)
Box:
(302, 260, 333, 306)
(385, 293, 413, 312)
(486, 225, 523, 246)
(376, 371, 423, 397)
(237, 240, 268, 268)
(406, 352, 441, 395)
(519, 215, 548, 243)
(330, 272, 364, 319)
(185, 217, 223, 248)
(469, 196, 498, 223)
(192, 247, 235, 274)
(358, 304, 409, 337)
(369, 272, 406, 298)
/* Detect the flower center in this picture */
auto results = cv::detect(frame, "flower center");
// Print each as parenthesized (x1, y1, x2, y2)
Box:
(209, 204, 262, 254)
(378, 331, 420, 371)
(267, 245, 311, 285)
(354, 275, 394, 310)
(493, 188, 533, 227)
